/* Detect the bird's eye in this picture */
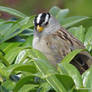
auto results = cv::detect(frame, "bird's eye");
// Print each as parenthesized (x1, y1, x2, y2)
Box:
(45, 22, 48, 26)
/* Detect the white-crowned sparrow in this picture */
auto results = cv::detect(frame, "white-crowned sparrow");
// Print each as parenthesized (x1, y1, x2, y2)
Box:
(32, 12, 92, 74)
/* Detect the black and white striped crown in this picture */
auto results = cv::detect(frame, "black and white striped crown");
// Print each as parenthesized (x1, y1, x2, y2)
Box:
(34, 13, 51, 26)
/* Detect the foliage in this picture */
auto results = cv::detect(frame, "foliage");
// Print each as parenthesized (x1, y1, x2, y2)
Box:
(64, 0, 92, 16)
(0, 6, 92, 92)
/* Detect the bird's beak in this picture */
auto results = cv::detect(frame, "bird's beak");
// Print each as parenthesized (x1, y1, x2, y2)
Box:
(37, 25, 44, 32)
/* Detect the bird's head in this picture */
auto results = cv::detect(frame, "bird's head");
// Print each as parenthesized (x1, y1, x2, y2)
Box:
(33, 12, 51, 32)
(33, 12, 61, 35)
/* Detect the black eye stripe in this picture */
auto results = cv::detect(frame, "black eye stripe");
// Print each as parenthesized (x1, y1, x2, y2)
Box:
(45, 22, 48, 25)
(34, 15, 38, 26)
(39, 13, 46, 25)
(34, 13, 51, 26)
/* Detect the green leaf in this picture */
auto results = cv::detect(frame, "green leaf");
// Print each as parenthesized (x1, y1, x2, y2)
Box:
(0, 54, 9, 67)
(28, 49, 67, 92)
(84, 26, 92, 51)
(82, 67, 92, 91)
(40, 82, 51, 92)
(58, 63, 83, 89)
(0, 21, 13, 41)
(2, 80, 15, 91)
(49, 6, 69, 24)
(15, 50, 27, 64)
(13, 75, 38, 92)
(0, 6, 27, 18)
(3, 43, 22, 64)
(6, 64, 37, 77)
(62, 16, 89, 28)
(23, 36, 33, 47)
(46, 74, 67, 92)
(19, 29, 33, 37)
(73, 88, 89, 92)
(56, 9, 69, 23)
(61, 49, 85, 63)
(0, 67, 8, 78)
(68, 26, 85, 42)
(28, 48, 56, 74)
(49, 7, 89, 28)
(18, 84, 38, 92)
(0, 42, 10, 50)
(49, 6, 61, 17)
(0, 16, 34, 43)
(56, 9, 69, 19)
(55, 74, 74, 91)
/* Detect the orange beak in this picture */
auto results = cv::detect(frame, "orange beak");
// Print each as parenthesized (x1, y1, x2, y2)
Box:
(37, 25, 44, 32)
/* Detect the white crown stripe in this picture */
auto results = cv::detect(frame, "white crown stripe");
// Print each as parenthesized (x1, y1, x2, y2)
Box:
(45, 14, 49, 23)
(42, 14, 49, 25)
(37, 13, 42, 24)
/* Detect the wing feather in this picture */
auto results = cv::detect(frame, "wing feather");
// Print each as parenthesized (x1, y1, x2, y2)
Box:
(45, 27, 92, 74)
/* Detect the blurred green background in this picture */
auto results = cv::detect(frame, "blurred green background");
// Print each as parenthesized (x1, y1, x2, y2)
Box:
(0, 0, 92, 19)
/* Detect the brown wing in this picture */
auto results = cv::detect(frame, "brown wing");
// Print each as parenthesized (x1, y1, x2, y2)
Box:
(45, 27, 92, 74)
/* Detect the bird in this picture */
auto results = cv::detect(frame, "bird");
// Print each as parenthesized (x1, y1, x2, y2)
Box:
(32, 12, 92, 74)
